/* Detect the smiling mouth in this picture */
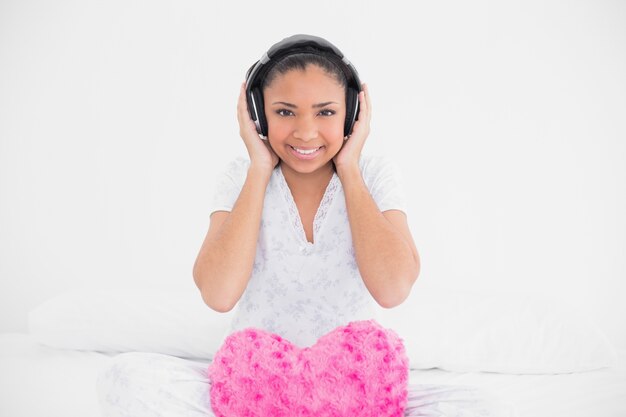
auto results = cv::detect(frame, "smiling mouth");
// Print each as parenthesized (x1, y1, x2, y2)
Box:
(289, 145, 324, 155)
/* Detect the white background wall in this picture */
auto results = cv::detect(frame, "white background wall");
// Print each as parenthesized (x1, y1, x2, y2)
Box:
(1, 0, 625, 349)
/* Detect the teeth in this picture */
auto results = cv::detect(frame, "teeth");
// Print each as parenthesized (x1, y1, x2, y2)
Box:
(292, 146, 321, 155)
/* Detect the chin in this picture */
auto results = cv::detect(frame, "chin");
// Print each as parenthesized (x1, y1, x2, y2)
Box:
(281, 159, 335, 175)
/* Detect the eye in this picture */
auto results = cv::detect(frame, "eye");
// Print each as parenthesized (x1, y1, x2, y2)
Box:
(319, 109, 336, 117)
(276, 109, 294, 117)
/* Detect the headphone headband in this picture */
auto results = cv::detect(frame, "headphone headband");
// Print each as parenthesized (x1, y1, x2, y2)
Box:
(245, 34, 362, 140)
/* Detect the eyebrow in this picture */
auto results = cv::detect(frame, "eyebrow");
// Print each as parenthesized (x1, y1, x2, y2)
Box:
(271, 101, 338, 109)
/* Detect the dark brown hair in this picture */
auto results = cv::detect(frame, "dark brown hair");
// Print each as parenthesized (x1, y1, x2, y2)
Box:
(261, 51, 347, 93)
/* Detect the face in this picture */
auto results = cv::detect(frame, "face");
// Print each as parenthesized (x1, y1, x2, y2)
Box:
(263, 64, 346, 175)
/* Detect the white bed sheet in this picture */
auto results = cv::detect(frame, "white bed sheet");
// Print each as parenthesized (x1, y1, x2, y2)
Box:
(1, 332, 625, 417)
(0, 333, 114, 417)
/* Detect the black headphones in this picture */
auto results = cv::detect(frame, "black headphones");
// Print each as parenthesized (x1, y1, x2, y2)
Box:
(245, 34, 362, 140)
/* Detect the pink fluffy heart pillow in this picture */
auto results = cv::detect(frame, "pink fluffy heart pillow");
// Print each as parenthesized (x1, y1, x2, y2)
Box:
(208, 319, 409, 417)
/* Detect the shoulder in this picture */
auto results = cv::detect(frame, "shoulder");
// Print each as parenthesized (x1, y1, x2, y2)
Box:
(216, 156, 250, 183)
(358, 154, 402, 185)
(358, 153, 396, 173)
(210, 156, 252, 212)
(223, 156, 250, 174)
(356, 154, 407, 212)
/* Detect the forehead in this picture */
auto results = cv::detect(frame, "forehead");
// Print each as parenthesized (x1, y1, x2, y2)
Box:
(263, 65, 345, 102)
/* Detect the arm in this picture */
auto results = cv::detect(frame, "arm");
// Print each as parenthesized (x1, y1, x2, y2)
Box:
(336, 164, 420, 309)
(332, 83, 419, 308)
(192, 165, 271, 312)
(193, 82, 279, 313)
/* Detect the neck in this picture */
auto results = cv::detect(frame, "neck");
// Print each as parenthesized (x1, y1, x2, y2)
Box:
(280, 162, 335, 196)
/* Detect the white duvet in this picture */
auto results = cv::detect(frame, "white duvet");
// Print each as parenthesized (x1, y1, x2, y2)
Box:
(1, 333, 625, 417)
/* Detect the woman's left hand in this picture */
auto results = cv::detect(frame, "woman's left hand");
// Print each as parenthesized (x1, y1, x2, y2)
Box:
(333, 83, 371, 171)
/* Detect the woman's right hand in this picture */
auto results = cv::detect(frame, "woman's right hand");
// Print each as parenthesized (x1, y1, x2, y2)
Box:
(237, 82, 279, 173)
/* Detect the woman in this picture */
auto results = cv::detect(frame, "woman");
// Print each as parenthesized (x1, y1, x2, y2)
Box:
(97, 34, 508, 417)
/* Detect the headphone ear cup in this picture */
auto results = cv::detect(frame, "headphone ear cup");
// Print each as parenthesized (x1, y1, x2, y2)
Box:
(344, 88, 359, 138)
(251, 87, 268, 137)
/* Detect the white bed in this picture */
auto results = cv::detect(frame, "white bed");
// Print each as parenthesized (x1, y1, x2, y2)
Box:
(1, 288, 624, 417)
(1, 333, 625, 417)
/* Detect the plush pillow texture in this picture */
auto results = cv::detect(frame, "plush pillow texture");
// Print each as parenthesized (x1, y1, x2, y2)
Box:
(28, 289, 234, 359)
(28, 288, 618, 374)
(374, 288, 619, 374)
(208, 319, 409, 417)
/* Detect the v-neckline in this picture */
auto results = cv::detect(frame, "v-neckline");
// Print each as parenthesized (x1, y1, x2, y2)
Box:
(277, 165, 340, 247)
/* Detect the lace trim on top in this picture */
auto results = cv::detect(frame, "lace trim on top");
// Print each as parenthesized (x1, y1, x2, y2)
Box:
(277, 167, 340, 246)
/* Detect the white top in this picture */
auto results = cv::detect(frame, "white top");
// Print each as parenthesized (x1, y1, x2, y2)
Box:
(210, 154, 407, 347)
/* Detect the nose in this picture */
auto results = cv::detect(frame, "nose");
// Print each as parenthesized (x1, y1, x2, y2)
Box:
(292, 115, 318, 142)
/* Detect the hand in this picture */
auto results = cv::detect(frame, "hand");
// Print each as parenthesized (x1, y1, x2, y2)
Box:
(237, 82, 280, 172)
(333, 83, 372, 172)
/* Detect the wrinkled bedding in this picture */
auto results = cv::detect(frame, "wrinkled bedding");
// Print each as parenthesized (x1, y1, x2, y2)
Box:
(1, 333, 625, 417)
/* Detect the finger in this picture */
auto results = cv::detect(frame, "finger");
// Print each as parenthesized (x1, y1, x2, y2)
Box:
(238, 83, 247, 107)
(237, 84, 244, 110)
(361, 84, 371, 121)
(237, 92, 245, 124)
(237, 83, 250, 121)
(361, 83, 370, 107)
(364, 84, 372, 112)
(358, 89, 368, 121)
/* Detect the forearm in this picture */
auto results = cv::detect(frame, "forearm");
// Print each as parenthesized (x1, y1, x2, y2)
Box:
(337, 164, 417, 308)
(194, 165, 271, 311)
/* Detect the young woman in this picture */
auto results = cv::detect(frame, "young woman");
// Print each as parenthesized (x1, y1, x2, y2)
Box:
(97, 34, 508, 417)
(194, 37, 420, 344)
